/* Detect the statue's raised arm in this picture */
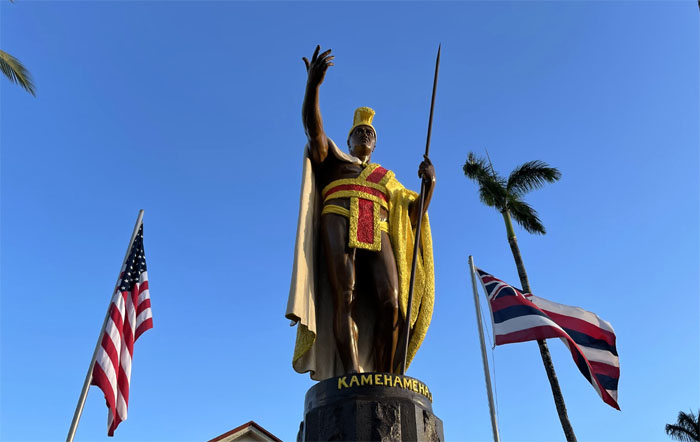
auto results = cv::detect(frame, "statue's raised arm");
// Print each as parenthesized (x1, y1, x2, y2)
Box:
(302, 45, 334, 165)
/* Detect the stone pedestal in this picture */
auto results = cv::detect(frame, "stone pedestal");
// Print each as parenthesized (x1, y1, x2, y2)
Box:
(298, 373, 444, 442)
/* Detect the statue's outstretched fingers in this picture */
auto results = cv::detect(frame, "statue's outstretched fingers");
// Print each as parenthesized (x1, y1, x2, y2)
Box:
(303, 57, 310, 70)
(316, 53, 331, 67)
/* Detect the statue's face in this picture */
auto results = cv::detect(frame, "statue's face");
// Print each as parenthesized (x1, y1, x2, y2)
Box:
(348, 125, 376, 159)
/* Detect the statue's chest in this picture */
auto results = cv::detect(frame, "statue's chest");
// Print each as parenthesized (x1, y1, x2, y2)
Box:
(321, 163, 393, 252)
(318, 162, 363, 186)
(333, 163, 364, 180)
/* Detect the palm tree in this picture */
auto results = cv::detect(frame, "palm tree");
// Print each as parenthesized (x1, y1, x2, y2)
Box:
(463, 152, 577, 441)
(1, 49, 35, 96)
(666, 410, 699, 441)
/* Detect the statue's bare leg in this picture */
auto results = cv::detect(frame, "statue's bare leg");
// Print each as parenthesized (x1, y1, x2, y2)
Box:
(367, 231, 400, 373)
(321, 212, 360, 374)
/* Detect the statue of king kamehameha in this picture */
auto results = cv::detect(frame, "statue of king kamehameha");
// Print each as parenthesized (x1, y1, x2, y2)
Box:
(286, 46, 436, 381)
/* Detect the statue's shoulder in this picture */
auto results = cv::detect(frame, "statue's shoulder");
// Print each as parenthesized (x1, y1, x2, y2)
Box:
(327, 137, 362, 166)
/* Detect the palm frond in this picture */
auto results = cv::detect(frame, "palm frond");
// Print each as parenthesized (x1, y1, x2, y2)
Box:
(507, 160, 561, 196)
(0, 50, 35, 96)
(508, 198, 546, 234)
(463, 152, 493, 181)
(665, 424, 696, 442)
(678, 411, 699, 440)
(478, 177, 507, 209)
(464, 152, 508, 209)
(665, 410, 699, 441)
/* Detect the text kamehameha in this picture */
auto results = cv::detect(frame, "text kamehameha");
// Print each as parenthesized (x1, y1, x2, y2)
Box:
(337, 373, 433, 402)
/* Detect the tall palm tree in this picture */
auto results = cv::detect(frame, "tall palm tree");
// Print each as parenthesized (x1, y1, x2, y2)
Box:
(463, 152, 577, 441)
(0, 49, 35, 96)
(666, 410, 700, 441)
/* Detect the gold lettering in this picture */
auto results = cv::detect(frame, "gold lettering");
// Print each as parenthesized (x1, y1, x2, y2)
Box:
(361, 374, 372, 386)
(419, 383, 426, 395)
(384, 374, 393, 386)
(412, 379, 418, 392)
(375, 374, 383, 385)
(403, 378, 412, 389)
(338, 377, 348, 389)
(349, 375, 359, 387)
(393, 376, 401, 388)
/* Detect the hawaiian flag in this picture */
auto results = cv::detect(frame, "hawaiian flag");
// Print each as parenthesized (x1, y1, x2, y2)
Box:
(476, 268, 620, 410)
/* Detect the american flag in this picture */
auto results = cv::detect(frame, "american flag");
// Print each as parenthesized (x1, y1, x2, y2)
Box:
(91, 224, 153, 436)
(477, 268, 620, 410)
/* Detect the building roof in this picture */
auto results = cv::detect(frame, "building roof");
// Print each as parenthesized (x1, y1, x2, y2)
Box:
(208, 421, 283, 442)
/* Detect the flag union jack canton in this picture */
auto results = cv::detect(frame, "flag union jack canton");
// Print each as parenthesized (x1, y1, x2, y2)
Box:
(476, 268, 620, 410)
(91, 225, 153, 436)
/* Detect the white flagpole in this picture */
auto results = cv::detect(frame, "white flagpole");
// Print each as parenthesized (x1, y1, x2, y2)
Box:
(469, 255, 500, 442)
(66, 210, 145, 442)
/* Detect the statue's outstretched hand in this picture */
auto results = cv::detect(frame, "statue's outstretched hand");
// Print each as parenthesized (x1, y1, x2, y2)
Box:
(303, 45, 334, 89)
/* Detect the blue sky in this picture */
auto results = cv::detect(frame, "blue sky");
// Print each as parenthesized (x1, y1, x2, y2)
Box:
(1, 1, 698, 441)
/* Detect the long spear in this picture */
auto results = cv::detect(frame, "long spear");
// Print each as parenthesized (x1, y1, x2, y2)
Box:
(398, 44, 440, 375)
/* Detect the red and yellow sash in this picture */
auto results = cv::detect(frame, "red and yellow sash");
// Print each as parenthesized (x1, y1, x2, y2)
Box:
(321, 164, 394, 251)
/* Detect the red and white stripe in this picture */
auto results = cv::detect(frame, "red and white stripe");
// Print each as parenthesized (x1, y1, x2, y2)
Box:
(478, 268, 620, 410)
(91, 269, 152, 436)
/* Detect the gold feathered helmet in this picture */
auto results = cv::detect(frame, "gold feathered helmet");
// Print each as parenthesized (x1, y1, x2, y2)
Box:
(347, 106, 377, 146)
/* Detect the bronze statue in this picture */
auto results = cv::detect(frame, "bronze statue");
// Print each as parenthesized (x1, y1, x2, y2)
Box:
(286, 46, 436, 380)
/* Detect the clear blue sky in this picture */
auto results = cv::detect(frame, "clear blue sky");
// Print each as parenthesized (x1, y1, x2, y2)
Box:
(1, 1, 698, 441)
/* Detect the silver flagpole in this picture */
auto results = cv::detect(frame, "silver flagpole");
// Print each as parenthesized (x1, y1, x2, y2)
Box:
(469, 255, 500, 442)
(66, 210, 145, 442)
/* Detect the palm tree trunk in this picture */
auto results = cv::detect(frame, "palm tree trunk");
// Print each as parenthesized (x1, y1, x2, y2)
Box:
(502, 210, 577, 442)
